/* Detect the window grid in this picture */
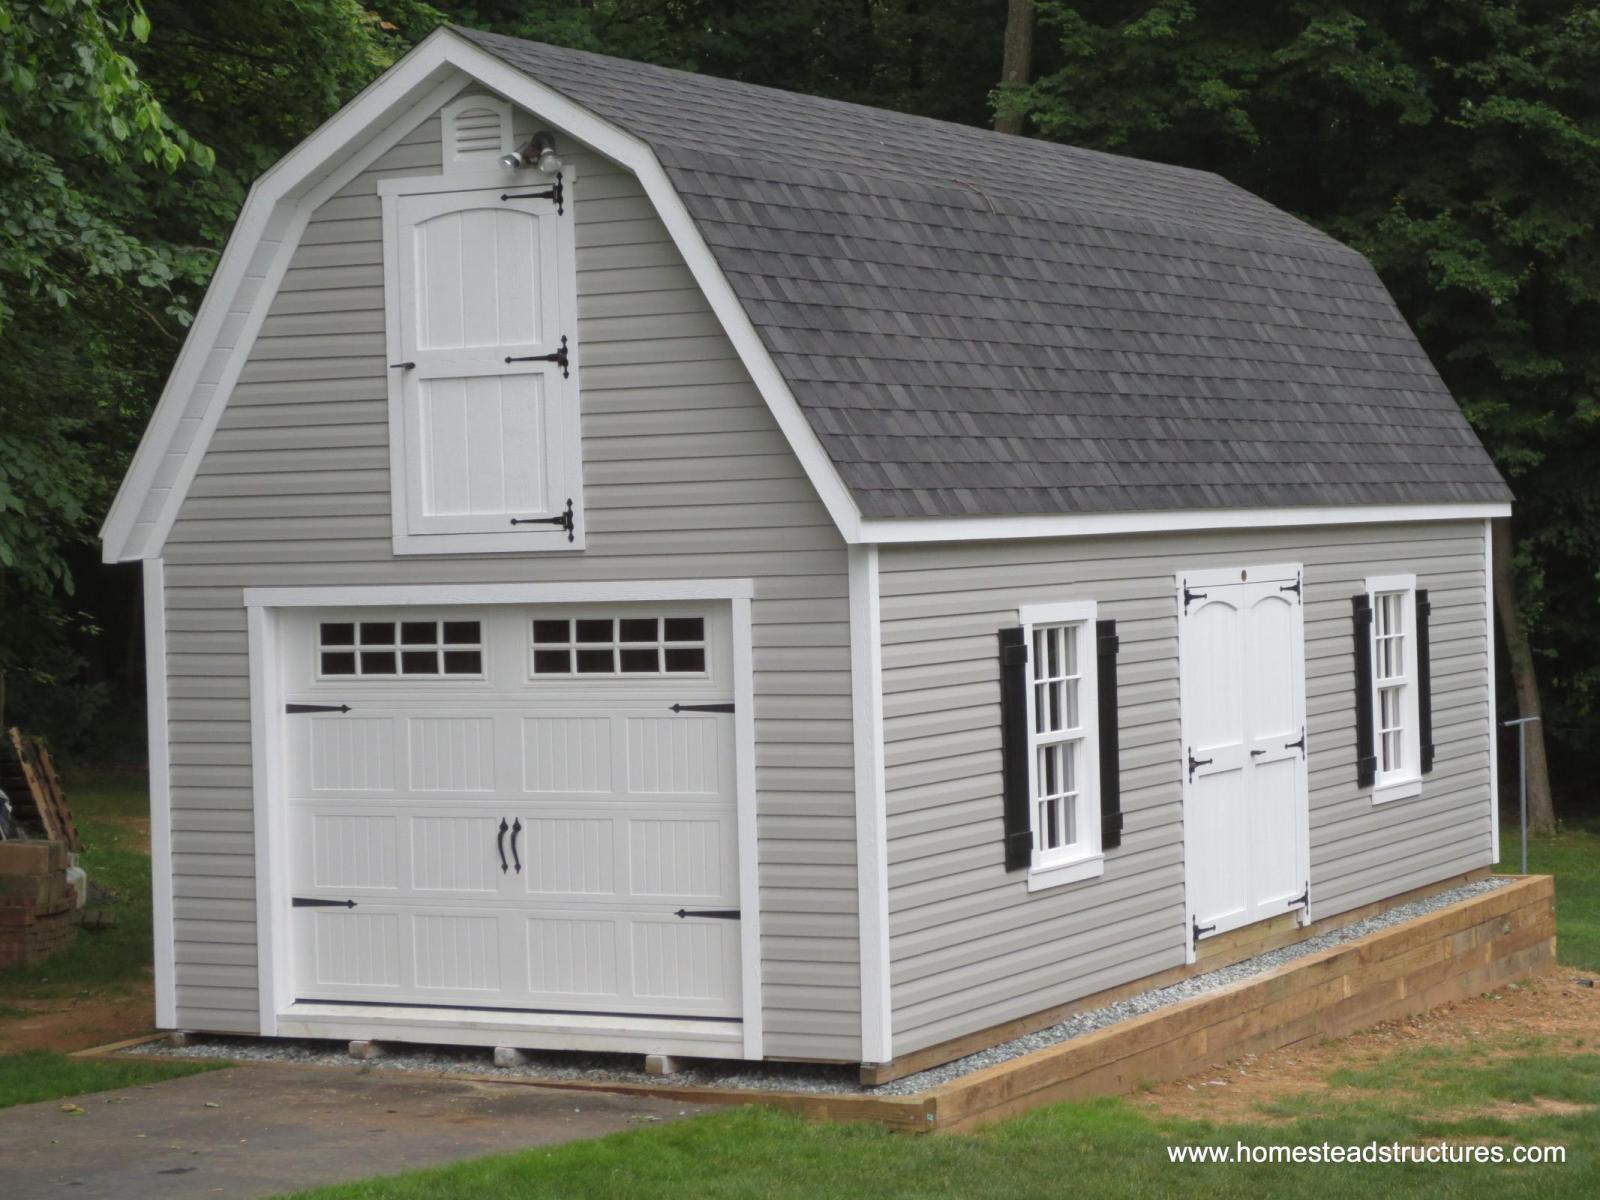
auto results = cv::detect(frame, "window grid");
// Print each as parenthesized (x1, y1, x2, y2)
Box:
(1374, 591, 1409, 777)
(318, 620, 483, 679)
(531, 616, 708, 677)
(1030, 623, 1085, 856)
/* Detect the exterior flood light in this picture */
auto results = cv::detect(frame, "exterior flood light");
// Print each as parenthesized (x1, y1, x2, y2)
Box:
(500, 131, 563, 174)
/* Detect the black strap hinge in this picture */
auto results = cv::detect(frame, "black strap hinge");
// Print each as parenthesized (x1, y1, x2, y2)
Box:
(1187, 747, 1214, 781)
(1193, 916, 1217, 947)
(501, 174, 563, 213)
(292, 897, 356, 908)
(1287, 882, 1310, 911)
(670, 703, 734, 714)
(506, 333, 569, 377)
(1285, 727, 1306, 756)
(389, 361, 415, 370)
(1183, 584, 1208, 612)
(674, 908, 740, 920)
(510, 497, 575, 541)
(1280, 572, 1303, 598)
(286, 703, 351, 714)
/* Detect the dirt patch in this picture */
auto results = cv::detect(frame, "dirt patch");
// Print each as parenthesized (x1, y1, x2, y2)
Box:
(100, 813, 151, 856)
(1132, 968, 1600, 1125)
(0, 982, 155, 1054)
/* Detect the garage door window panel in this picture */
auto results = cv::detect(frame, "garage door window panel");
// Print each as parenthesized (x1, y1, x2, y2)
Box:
(318, 619, 484, 679)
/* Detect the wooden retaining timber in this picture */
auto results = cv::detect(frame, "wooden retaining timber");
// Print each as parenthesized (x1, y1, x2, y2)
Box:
(861, 866, 1492, 1085)
(79, 876, 1554, 1135)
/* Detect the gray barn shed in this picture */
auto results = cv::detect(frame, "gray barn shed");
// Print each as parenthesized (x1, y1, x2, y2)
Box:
(103, 27, 1511, 1071)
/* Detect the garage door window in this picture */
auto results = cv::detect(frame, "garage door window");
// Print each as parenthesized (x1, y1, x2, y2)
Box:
(531, 615, 706, 676)
(318, 619, 483, 678)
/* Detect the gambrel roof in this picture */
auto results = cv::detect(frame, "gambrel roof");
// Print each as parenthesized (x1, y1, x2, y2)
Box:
(461, 29, 1509, 520)
(102, 28, 1508, 562)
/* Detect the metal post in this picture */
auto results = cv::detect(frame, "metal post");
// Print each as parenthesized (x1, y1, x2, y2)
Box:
(1501, 716, 1541, 876)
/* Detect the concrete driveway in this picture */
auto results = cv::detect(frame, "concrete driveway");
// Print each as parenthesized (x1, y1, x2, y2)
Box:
(3, 1063, 706, 1199)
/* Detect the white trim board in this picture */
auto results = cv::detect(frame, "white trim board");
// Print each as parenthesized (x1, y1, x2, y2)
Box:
(848, 545, 891, 1063)
(142, 559, 177, 1029)
(243, 579, 765, 1057)
(101, 28, 863, 562)
(859, 503, 1512, 546)
(1485, 518, 1500, 865)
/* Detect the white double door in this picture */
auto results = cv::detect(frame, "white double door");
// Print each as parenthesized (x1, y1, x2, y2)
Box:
(282, 604, 742, 1018)
(1179, 565, 1311, 944)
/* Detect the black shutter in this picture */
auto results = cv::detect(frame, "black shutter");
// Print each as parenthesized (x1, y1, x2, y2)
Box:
(1416, 589, 1435, 774)
(1352, 594, 1377, 788)
(1096, 618, 1123, 850)
(998, 626, 1033, 872)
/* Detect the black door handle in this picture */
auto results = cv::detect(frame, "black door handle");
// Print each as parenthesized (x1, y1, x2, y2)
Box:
(510, 818, 523, 874)
(496, 817, 509, 874)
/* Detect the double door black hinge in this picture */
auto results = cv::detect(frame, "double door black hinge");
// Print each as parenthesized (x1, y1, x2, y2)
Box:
(1187, 747, 1213, 781)
(506, 333, 570, 377)
(510, 497, 575, 541)
(286, 703, 351, 714)
(501, 174, 564, 214)
(673, 908, 740, 920)
(1287, 882, 1310, 911)
(1280, 572, 1303, 599)
(1182, 583, 1208, 612)
(1192, 916, 1216, 948)
(293, 897, 356, 908)
(669, 702, 735, 714)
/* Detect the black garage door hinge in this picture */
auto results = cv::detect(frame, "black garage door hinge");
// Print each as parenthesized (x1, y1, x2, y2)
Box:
(669, 703, 734, 714)
(292, 897, 357, 908)
(286, 703, 351, 714)
(673, 908, 740, 920)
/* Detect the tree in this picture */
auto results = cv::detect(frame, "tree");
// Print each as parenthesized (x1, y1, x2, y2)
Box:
(995, 0, 1035, 134)
(1015, 1, 1600, 821)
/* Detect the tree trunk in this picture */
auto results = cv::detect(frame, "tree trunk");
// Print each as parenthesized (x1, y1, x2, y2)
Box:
(1491, 518, 1556, 835)
(995, 0, 1035, 135)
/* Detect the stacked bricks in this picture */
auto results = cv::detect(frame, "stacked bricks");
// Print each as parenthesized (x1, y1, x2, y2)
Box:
(0, 840, 78, 968)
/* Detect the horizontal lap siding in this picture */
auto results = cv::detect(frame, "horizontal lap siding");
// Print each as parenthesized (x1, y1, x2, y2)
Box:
(163, 95, 859, 1058)
(878, 521, 1490, 1057)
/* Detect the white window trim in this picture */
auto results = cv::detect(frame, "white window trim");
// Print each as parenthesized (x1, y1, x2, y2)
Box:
(1018, 600, 1105, 891)
(379, 165, 584, 555)
(1366, 572, 1423, 804)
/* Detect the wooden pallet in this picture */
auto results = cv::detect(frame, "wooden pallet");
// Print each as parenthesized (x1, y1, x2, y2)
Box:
(3, 728, 81, 851)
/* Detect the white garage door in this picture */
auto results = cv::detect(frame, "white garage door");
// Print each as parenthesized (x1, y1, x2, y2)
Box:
(281, 603, 741, 1018)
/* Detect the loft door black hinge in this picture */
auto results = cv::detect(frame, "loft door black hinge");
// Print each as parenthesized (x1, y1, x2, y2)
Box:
(501, 173, 564, 213)
(286, 703, 351, 714)
(1281, 572, 1303, 598)
(669, 703, 735, 714)
(1287, 882, 1310, 911)
(674, 908, 740, 920)
(1192, 916, 1216, 947)
(510, 497, 575, 541)
(1183, 582, 1207, 612)
(506, 334, 569, 377)
(292, 897, 356, 908)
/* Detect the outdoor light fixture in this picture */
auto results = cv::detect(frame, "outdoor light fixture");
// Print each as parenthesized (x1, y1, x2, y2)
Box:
(499, 131, 563, 173)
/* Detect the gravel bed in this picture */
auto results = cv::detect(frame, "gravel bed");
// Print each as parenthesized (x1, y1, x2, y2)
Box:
(126, 877, 1509, 1097)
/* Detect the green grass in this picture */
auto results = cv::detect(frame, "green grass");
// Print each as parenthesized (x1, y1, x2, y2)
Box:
(0, 767, 154, 1001)
(0, 1049, 218, 1110)
(1497, 821, 1600, 972)
(280, 1048, 1598, 1199)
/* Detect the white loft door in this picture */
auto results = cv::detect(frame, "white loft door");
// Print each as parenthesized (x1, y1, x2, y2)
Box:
(1180, 569, 1309, 943)
(281, 605, 742, 1019)
(396, 189, 565, 534)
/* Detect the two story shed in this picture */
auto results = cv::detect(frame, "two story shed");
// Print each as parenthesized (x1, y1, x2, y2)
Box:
(102, 27, 1511, 1071)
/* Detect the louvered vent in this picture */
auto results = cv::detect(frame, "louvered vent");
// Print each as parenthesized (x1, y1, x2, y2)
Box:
(442, 95, 512, 168)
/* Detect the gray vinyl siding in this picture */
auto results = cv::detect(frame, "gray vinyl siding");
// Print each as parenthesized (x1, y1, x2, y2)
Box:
(161, 91, 860, 1059)
(878, 521, 1491, 1057)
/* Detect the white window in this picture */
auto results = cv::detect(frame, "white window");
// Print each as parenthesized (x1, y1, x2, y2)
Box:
(1366, 574, 1421, 802)
(1019, 601, 1104, 890)
(380, 165, 582, 556)
(317, 619, 484, 679)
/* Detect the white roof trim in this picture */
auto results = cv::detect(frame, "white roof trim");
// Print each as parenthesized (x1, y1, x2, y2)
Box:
(859, 502, 1512, 545)
(101, 28, 864, 562)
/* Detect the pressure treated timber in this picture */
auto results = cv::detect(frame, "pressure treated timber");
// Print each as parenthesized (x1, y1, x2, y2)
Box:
(861, 866, 1490, 1085)
(84, 875, 1550, 1135)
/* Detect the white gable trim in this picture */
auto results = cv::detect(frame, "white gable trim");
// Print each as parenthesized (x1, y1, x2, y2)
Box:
(101, 28, 863, 561)
(858, 502, 1511, 545)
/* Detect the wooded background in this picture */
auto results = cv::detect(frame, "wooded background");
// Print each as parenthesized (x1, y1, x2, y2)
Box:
(2, 1, 1593, 828)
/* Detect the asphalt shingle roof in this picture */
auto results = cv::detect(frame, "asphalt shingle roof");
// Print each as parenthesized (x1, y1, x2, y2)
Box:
(460, 28, 1511, 520)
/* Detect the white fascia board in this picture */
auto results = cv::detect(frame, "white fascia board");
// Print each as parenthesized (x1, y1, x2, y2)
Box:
(103, 28, 863, 561)
(859, 502, 1512, 545)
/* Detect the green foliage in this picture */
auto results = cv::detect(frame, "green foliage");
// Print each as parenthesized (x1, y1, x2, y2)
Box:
(1017, 1, 1600, 794)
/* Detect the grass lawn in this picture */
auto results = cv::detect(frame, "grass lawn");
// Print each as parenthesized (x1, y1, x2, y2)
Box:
(0, 1049, 217, 1110)
(1498, 821, 1600, 972)
(282, 1044, 1598, 1199)
(0, 767, 156, 1002)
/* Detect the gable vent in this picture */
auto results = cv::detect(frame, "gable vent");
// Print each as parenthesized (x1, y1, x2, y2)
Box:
(442, 95, 513, 168)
